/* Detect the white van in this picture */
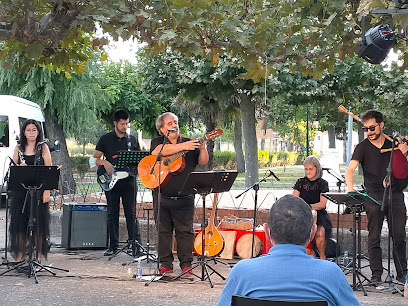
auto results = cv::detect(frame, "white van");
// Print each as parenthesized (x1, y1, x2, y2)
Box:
(0, 95, 46, 190)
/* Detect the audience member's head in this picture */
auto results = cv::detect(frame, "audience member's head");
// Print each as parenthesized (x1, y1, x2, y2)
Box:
(265, 194, 315, 246)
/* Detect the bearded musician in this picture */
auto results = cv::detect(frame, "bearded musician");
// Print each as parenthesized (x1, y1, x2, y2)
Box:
(345, 110, 408, 285)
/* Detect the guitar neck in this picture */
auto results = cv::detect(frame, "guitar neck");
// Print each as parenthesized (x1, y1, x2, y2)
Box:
(208, 193, 218, 229)
(164, 135, 208, 164)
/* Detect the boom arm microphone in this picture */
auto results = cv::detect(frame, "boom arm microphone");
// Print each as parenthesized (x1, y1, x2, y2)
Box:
(269, 170, 280, 181)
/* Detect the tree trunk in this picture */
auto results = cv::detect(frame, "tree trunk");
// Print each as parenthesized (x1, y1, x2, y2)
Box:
(239, 92, 258, 187)
(328, 125, 335, 148)
(234, 117, 245, 173)
(44, 107, 76, 195)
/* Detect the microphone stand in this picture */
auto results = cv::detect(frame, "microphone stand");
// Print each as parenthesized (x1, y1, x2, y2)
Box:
(323, 168, 345, 262)
(235, 170, 278, 258)
(381, 134, 403, 295)
(146, 130, 171, 286)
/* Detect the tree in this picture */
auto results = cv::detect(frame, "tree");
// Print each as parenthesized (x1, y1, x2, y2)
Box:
(96, 60, 167, 136)
(137, 51, 249, 176)
(1, 1, 371, 78)
(0, 63, 110, 193)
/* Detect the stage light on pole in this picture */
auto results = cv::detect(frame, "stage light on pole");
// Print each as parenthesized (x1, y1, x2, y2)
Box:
(356, 24, 396, 64)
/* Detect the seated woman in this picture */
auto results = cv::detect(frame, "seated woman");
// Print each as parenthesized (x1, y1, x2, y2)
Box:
(293, 155, 332, 260)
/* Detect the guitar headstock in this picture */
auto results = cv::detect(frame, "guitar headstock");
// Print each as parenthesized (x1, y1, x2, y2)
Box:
(205, 129, 223, 141)
(338, 105, 348, 114)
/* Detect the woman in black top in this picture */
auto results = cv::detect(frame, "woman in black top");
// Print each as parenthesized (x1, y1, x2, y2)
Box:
(293, 155, 332, 259)
(9, 119, 52, 262)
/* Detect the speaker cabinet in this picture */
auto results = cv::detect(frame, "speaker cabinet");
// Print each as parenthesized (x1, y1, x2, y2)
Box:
(61, 202, 108, 249)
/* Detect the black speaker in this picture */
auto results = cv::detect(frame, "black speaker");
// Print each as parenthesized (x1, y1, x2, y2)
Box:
(61, 202, 108, 249)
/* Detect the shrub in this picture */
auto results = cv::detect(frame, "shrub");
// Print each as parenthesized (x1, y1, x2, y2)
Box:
(71, 156, 90, 178)
(213, 151, 236, 169)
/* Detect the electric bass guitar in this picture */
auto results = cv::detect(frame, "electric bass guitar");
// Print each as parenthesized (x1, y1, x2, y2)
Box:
(96, 166, 129, 191)
(137, 129, 223, 189)
(194, 193, 224, 257)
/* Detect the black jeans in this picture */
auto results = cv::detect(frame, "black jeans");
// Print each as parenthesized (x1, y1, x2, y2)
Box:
(153, 194, 194, 270)
(105, 178, 141, 249)
(365, 191, 407, 279)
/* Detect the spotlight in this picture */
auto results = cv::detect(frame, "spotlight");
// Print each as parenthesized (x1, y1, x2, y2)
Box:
(356, 24, 396, 64)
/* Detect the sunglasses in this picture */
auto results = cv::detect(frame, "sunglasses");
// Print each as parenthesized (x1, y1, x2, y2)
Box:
(361, 124, 379, 132)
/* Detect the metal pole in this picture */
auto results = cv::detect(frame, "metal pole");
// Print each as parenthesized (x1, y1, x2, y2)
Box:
(347, 112, 353, 165)
(306, 104, 309, 156)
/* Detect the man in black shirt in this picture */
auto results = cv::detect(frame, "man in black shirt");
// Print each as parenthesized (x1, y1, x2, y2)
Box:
(345, 110, 408, 284)
(150, 112, 208, 275)
(92, 109, 142, 256)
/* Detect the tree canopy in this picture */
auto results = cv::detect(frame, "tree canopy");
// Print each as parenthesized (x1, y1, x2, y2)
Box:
(0, 0, 392, 79)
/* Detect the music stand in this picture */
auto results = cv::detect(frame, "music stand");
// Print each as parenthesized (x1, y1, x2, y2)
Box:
(173, 171, 238, 288)
(108, 150, 154, 262)
(322, 192, 380, 296)
(0, 166, 69, 283)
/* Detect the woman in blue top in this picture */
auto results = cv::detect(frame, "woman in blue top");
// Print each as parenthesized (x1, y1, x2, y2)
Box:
(293, 155, 332, 259)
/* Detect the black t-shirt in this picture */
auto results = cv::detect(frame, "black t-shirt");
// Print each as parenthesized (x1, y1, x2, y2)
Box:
(351, 138, 392, 194)
(293, 177, 329, 206)
(95, 131, 140, 167)
(150, 135, 200, 197)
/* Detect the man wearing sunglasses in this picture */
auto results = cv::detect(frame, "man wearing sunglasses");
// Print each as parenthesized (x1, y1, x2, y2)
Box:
(345, 110, 408, 286)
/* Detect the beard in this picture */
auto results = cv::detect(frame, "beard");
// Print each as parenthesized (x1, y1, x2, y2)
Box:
(368, 132, 381, 140)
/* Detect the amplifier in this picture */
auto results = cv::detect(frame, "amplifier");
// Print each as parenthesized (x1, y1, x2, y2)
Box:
(61, 202, 108, 249)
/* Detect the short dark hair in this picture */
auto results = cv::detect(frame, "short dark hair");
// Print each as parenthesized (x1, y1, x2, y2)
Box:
(360, 110, 383, 124)
(113, 109, 130, 122)
(268, 195, 313, 245)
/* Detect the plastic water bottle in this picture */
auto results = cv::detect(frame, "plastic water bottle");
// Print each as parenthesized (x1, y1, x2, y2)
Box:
(136, 259, 142, 281)
(126, 267, 132, 279)
(343, 251, 349, 267)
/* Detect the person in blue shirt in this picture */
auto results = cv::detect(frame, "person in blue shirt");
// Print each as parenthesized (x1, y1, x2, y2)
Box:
(217, 195, 361, 306)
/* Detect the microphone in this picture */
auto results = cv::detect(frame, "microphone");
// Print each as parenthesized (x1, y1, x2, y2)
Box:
(268, 170, 280, 181)
(322, 167, 331, 171)
(166, 128, 176, 136)
(8, 156, 17, 166)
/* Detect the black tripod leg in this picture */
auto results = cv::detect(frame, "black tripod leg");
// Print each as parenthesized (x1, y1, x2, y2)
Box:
(205, 262, 226, 280)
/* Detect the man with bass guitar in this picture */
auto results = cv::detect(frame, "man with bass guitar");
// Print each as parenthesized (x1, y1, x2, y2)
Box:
(149, 112, 208, 275)
(90, 109, 142, 257)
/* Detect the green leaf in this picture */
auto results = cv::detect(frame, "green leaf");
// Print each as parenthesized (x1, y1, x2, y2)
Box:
(159, 29, 177, 40)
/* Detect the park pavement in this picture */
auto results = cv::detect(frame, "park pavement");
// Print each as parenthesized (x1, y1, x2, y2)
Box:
(0, 207, 407, 306)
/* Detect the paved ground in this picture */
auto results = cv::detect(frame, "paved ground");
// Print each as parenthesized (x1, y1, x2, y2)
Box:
(1, 208, 407, 306)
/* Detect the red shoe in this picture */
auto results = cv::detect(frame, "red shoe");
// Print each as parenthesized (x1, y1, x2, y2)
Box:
(182, 266, 192, 276)
(159, 266, 173, 275)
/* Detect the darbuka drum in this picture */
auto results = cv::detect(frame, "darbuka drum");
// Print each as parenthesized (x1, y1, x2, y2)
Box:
(236, 233, 263, 259)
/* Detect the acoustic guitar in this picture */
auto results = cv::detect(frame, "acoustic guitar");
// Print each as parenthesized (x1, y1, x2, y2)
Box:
(137, 129, 222, 189)
(194, 193, 224, 257)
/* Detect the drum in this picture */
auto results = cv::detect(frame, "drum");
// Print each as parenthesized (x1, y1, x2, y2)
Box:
(236, 233, 263, 259)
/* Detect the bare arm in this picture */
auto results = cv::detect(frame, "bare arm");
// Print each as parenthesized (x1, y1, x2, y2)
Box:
(293, 189, 327, 210)
(93, 149, 114, 173)
(198, 142, 208, 165)
(12, 146, 19, 164)
(42, 144, 52, 203)
(345, 159, 360, 192)
(151, 139, 202, 156)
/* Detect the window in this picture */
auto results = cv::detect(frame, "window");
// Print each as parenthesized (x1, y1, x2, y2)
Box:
(0, 116, 9, 147)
